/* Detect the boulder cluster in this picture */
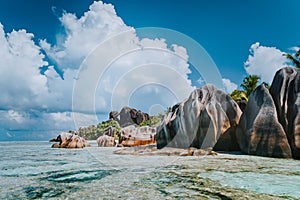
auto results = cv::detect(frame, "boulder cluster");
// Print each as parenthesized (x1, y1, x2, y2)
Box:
(119, 125, 156, 147)
(109, 106, 150, 127)
(156, 84, 241, 151)
(50, 67, 300, 159)
(157, 67, 300, 159)
(97, 107, 156, 147)
(50, 132, 89, 148)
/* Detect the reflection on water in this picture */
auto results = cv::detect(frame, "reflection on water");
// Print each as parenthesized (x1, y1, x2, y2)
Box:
(0, 141, 299, 199)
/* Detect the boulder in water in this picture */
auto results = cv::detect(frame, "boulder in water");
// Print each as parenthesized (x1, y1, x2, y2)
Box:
(236, 84, 292, 158)
(269, 67, 300, 159)
(156, 84, 242, 151)
(50, 132, 89, 148)
(119, 125, 156, 147)
(97, 135, 115, 147)
(111, 106, 150, 127)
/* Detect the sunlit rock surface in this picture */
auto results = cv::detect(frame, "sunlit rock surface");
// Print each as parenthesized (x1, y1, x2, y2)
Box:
(156, 84, 242, 151)
(109, 106, 150, 127)
(269, 67, 300, 159)
(119, 125, 156, 147)
(97, 135, 115, 147)
(50, 132, 89, 148)
(237, 67, 300, 159)
(236, 84, 292, 158)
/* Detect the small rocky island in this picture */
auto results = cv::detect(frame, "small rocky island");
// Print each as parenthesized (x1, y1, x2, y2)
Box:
(50, 67, 300, 160)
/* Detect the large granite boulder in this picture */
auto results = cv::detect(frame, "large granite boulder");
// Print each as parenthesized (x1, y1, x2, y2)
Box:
(109, 111, 119, 120)
(110, 107, 150, 127)
(119, 125, 156, 147)
(156, 84, 242, 151)
(96, 126, 117, 147)
(236, 84, 292, 158)
(50, 132, 89, 148)
(97, 135, 115, 147)
(102, 126, 117, 138)
(269, 67, 300, 159)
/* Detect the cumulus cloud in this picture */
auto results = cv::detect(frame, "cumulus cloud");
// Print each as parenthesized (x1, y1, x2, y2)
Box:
(222, 78, 237, 94)
(0, 24, 49, 110)
(42, 1, 193, 123)
(0, 1, 195, 138)
(93, 45, 193, 113)
(244, 42, 289, 83)
(40, 1, 132, 70)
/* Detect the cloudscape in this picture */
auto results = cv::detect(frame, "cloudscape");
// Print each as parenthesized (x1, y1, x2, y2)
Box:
(0, 0, 299, 140)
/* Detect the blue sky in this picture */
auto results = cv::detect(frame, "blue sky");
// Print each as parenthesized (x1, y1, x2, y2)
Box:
(0, 0, 299, 140)
(1, 0, 299, 82)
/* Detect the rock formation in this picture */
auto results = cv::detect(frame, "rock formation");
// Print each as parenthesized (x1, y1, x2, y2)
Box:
(109, 111, 119, 120)
(102, 126, 117, 138)
(236, 84, 292, 158)
(236, 100, 247, 112)
(109, 107, 150, 127)
(269, 67, 300, 159)
(50, 132, 89, 148)
(119, 125, 156, 147)
(97, 135, 115, 147)
(156, 84, 242, 151)
(236, 67, 300, 159)
(96, 126, 117, 147)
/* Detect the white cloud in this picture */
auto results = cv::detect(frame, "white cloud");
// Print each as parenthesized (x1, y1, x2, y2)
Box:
(0, 24, 49, 110)
(7, 110, 25, 124)
(41, 1, 132, 70)
(244, 42, 289, 83)
(0, 1, 195, 137)
(43, 1, 193, 119)
(289, 46, 300, 52)
(222, 78, 237, 94)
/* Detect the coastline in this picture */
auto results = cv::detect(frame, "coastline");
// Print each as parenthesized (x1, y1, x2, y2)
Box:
(1, 141, 299, 199)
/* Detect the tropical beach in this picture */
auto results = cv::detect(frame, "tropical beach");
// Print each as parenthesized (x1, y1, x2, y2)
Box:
(0, 1, 300, 199)
(1, 141, 300, 199)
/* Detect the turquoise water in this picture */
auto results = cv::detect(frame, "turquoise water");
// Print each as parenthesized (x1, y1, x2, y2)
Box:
(0, 141, 299, 199)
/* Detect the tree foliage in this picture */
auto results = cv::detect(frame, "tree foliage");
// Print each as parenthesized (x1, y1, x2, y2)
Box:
(285, 48, 300, 68)
(240, 75, 260, 97)
(139, 114, 163, 127)
(230, 75, 261, 102)
(230, 89, 248, 102)
(77, 120, 121, 140)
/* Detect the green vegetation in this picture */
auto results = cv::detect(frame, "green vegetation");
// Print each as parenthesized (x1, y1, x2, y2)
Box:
(139, 114, 163, 127)
(77, 120, 121, 140)
(285, 48, 300, 68)
(76, 113, 164, 140)
(230, 75, 261, 102)
(240, 75, 260, 97)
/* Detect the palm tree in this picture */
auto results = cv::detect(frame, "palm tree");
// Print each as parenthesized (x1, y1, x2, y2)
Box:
(240, 75, 260, 97)
(230, 75, 261, 102)
(230, 89, 248, 102)
(285, 48, 300, 68)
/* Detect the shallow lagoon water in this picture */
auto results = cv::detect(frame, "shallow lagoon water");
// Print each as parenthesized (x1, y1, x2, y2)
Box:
(0, 141, 299, 199)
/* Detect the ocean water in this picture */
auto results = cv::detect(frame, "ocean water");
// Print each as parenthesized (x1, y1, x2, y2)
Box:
(0, 141, 299, 199)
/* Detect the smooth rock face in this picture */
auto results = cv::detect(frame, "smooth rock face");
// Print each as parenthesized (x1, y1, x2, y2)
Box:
(119, 125, 156, 147)
(102, 126, 117, 138)
(269, 67, 300, 159)
(236, 84, 292, 158)
(110, 107, 150, 127)
(109, 111, 119, 120)
(156, 84, 242, 150)
(97, 135, 115, 147)
(50, 132, 88, 148)
(236, 100, 247, 112)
